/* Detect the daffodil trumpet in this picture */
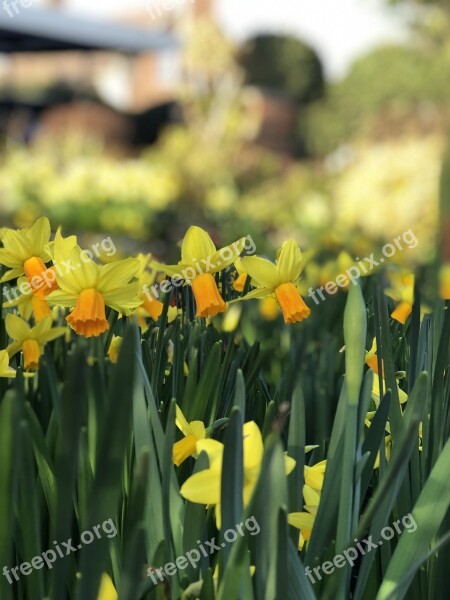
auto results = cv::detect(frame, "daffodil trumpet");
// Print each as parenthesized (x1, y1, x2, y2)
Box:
(236, 240, 311, 324)
(152, 226, 245, 319)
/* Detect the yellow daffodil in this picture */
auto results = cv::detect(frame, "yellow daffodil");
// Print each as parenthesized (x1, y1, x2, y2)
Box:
(304, 459, 326, 492)
(287, 456, 326, 549)
(4, 277, 52, 323)
(135, 254, 165, 322)
(365, 338, 383, 376)
(108, 336, 123, 364)
(5, 314, 66, 370)
(288, 485, 320, 549)
(233, 272, 248, 292)
(173, 405, 207, 466)
(153, 226, 245, 318)
(221, 303, 242, 332)
(97, 574, 117, 600)
(371, 374, 408, 407)
(236, 240, 310, 324)
(258, 297, 279, 320)
(47, 241, 140, 338)
(385, 273, 414, 324)
(0, 349, 16, 378)
(0, 217, 53, 283)
(180, 421, 295, 527)
(439, 264, 450, 300)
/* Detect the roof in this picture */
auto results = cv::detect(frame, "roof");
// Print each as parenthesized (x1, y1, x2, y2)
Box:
(0, 7, 178, 53)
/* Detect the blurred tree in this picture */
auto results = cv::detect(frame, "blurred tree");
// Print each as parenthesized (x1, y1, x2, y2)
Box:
(238, 34, 325, 104)
(302, 44, 450, 156)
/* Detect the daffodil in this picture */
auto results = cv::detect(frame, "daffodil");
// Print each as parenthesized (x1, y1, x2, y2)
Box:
(385, 273, 414, 324)
(173, 405, 207, 466)
(221, 303, 242, 332)
(47, 241, 140, 338)
(180, 421, 295, 527)
(0, 217, 53, 284)
(236, 240, 310, 324)
(233, 272, 248, 292)
(5, 314, 66, 370)
(304, 459, 326, 492)
(439, 264, 450, 300)
(4, 277, 52, 322)
(107, 336, 123, 364)
(97, 574, 117, 600)
(0, 349, 16, 378)
(258, 297, 279, 320)
(365, 338, 383, 375)
(135, 254, 165, 322)
(288, 485, 320, 549)
(371, 374, 408, 407)
(153, 226, 245, 318)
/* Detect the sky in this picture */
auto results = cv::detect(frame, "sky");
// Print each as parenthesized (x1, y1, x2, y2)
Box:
(63, 0, 407, 79)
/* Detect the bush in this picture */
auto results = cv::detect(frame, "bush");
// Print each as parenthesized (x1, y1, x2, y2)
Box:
(302, 44, 450, 156)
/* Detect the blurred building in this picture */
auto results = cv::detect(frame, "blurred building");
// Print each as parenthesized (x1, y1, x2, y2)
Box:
(0, 0, 214, 109)
(0, 0, 301, 155)
(0, 0, 214, 147)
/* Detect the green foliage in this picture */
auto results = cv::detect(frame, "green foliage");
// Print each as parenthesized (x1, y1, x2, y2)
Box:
(303, 44, 450, 156)
(0, 264, 450, 598)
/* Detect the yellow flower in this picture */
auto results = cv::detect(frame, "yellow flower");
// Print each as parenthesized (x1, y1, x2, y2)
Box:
(97, 574, 117, 600)
(236, 240, 310, 324)
(385, 273, 414, 324)
(371, 375, 408, 407)
(108, 336, 123, 364)
(153, 226, 245, 318)
(5, 314, 66, 370)
(0, 349, 16, 378)
(4, 277, 52, 323)
(173, 405, 206, 466)
(439, 264, 450, 300)
(258, 297, 279, 320)
(304, 459, 326, 492)
(0, 217, 52, 283)
(221, 303, 242, 332)
(180, 421, 295, 527)
(288, 484, 320, 549)
(135, 254, 165, 321)
(365, 338, 383, 376)
(233, 272, 248, 292)
(47, 241, 140, 338)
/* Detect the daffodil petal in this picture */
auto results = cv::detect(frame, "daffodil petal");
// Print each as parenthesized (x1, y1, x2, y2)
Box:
(181, 226, 216, 265)
(175, 405, 192, 437)
(180, 468, 221, 505)
(5, 313, 31, 341)
(238, 256, 280, 289)
(276, 240, 303, 282)
(190, 421, 206, 440)
(243, 421, 264, 470)
(287, 512, 315, 530)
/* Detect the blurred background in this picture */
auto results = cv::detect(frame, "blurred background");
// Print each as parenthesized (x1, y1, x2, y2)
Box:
(0, 0, 447, 265)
